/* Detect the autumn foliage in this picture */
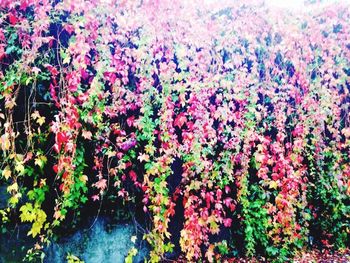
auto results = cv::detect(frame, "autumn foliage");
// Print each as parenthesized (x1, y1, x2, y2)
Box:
(0, 0, 350, 262)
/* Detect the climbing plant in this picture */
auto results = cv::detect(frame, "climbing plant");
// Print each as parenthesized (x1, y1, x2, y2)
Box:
(0, 0, 350, 262)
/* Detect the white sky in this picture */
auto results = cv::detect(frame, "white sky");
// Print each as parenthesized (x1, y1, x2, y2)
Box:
(268, 0, 304, 9)
(267, 0, 350, 9)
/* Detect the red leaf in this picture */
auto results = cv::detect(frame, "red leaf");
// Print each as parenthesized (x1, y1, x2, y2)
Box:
(229, 203, 236, 212)
(45, 64, 59, 77)
(8, 13, 18, 25)
(129, 170, 137, 181)
(174, 113, 187, 128)
(216, 189, 222, 200)
(49, 83, 58, 102)
(205, 192, 214, 208)
(57, 132, 68, 145)
(64, 24, 75, 35)
(62, 171, 69, 179)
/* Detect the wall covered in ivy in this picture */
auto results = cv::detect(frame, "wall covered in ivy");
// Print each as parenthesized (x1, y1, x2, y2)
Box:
(0, 0, 350, 262)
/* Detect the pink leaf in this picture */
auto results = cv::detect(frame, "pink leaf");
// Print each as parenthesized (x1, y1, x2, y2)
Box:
(91, 195, 99, 201)
(126, 116, 135, 127)
(223, 218, 232, 227)
(94, 179, 107, 191)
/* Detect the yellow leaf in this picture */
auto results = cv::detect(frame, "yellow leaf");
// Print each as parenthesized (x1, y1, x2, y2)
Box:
(20, 203, 33, 221)
(15, 154, 24, 161)
(29, 221, 42, 237)
(36, 116, 45, 126)
(9, 195, 19, 205)
(1, 134, 11, 151)
(145, 144, 156, 155)
(25, 77, 32, 86)
(39, 179, 47, 187)
(7, 182, 18, 193)
(20, 203, 47, 237)
(269, 180, 278, 190)
(15, 162, 25, 174)
(2, 166, 11, 180)
(35, 155, 47, 168)
(80, 175, 88, 184)
(31, 111, 45, 126)
(106, 151, 116, 158)
(5, 99, 16, 109)
(63, 54, 71, 65)
(209, 221, 220, 235)
(31, 111, 40, 120)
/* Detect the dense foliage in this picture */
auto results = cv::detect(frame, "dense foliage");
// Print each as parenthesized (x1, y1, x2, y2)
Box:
(0, 0, 350, 262)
